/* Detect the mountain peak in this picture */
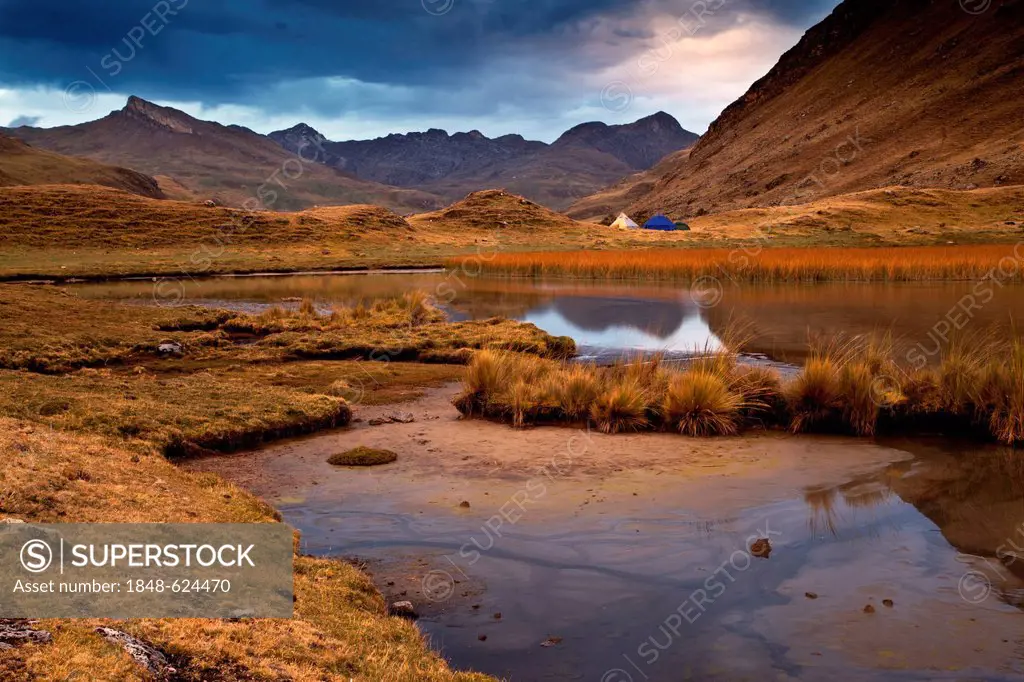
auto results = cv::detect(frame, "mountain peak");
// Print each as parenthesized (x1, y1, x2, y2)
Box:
(276, 122, 327, 144)
(635, 111, 683, 131)
(121, 96, 194, 134)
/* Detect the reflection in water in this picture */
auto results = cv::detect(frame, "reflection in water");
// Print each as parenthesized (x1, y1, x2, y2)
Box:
(525, 295, 722, 358)
(70, 274, 1024, 363)
(804, 479, 896, 538)
(806, 439, 1024, 609)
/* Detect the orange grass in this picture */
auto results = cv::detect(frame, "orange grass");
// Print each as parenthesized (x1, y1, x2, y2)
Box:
(449, 245, 1024, 282)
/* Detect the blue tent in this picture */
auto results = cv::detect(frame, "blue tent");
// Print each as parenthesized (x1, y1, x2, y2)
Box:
(643, 214, 676, 231)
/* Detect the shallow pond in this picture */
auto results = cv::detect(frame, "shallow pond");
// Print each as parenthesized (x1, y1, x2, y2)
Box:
(70, 273, 1024, 363)
(188, 385, 1024, 682)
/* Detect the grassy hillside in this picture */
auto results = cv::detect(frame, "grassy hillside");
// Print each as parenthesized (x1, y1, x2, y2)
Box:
(571, 0, 1024, 220)
(0, 133, 163, 198)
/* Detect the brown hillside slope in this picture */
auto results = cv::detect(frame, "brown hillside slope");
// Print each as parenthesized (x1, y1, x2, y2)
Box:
(4, 97, 444, 213)
(0, 185, 611, 279)
(686, 185, 1024, 240)
(620, 0, 1024, 219)
(566, 148, 691, 221)
(0, 185, 416, 249)
(0, 133, 163, 198)
(408, 189, 582, 231)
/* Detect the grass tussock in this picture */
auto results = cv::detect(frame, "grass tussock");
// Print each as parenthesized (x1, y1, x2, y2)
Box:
(456, 332, 1024, 445)
(456, 349, 775, 436)
(590, 380, 650, 434)
(450, 245, 1024, 283)
(328, 447, 398, 467)
(663, 370, 743, 437)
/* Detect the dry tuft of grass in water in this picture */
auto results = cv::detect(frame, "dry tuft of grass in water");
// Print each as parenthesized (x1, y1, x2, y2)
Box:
(450, 245, 1024, 283)
(456, 330, 1024, 445)
(455, 348, 772, 436)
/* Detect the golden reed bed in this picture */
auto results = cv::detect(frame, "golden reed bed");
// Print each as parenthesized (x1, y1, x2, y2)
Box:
(449, 245, 1024, 282)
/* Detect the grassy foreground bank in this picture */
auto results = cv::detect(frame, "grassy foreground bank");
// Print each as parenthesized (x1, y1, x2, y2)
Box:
(448, 244, 1024, 282)
(456, 335, 1024, 444)
(0, 286, 562, 680)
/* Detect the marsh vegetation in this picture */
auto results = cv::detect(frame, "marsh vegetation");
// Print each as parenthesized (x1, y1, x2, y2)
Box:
(455, 330, 1024, 444)
(451, 244, 1024, 282)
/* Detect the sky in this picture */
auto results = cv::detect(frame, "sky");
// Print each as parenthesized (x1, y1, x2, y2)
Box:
(0, 0, 839, 143)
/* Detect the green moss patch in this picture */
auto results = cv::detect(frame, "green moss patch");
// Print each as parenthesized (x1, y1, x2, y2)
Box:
(328, 447, 398, 467)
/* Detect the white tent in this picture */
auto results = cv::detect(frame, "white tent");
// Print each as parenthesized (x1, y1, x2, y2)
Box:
(610, 212, 639, 229)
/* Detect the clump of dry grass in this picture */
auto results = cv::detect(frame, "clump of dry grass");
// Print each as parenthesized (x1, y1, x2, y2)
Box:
(453, 330, 1024, 445)
(729, 365, 785, 421)
(786, 356, 841, 433)
(590, 379, 650, 434)
(451, 245, 1024, 283)
(454, 350, 558, 420)
(972, 338, 1024, 444)
(550, 365, 600, 421)
(663, 370, 743, 436)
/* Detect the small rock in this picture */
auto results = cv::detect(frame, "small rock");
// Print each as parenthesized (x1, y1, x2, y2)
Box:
(459, 501, 471, 509)
(368, 418, 386, 426)
(805, 592, 818, 600)
(882, 599, 894, 608)
(0, 518, 25, 524)
(471, 604, 481, 610)
(157, 342, 183, 355)
(388, 411, 415, 424)
(389, 601, 417, 619)
(0, 620, 52, 647)
(94, 628, 169, 676)
(863, 604, 875, 614)
(540, 636, 563, 647)
(750, 538, 772, 559)
(493, 612, 502, 620)
(478, 634, 488, 642)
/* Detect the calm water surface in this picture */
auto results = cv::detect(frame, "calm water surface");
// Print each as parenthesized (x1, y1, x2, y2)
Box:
(191, 415, 1024, 681)
(71, 273, 1024, 363)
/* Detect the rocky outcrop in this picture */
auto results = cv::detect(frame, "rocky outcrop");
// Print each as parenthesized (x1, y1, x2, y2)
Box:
(95, 627, 175, 678)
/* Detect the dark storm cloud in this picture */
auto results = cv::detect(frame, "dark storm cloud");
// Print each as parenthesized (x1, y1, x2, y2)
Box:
(7, 115, 40, 127)
(0, 0, 837, 119)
